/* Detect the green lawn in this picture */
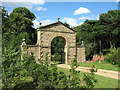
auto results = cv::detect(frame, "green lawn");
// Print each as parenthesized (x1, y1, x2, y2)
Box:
(78, 61, 119, 71)
(58, 67, 119, 88)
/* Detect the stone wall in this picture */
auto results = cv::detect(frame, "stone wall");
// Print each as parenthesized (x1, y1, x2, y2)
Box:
(21, 45, 40, 63)
(77, 46, 86, 62)
(21, 21, 85, 64)
(36, 22, 77, 64)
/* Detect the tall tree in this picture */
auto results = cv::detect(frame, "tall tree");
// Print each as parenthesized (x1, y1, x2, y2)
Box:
(75, 10, 120, 60)
(75, 20, 102, 58)
(99, 10, 120, 48)
(2, 7, 37, 88)
(9, 7, 37, 44)
(2, 7, 11, 48)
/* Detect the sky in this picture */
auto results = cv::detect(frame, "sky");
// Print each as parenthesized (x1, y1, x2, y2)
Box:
(1, 0, 119, 28)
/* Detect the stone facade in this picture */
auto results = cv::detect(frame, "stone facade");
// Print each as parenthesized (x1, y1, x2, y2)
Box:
(21, 21, 85, 64)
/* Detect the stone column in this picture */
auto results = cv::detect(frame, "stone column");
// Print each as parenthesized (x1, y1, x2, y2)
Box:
(64, 44, 68, 64)
(21, 39, 27, 60)
(67, 34, 77, 64)
(77, 46, 85, 63)
(40, 46, 51, 62)
(68, 47, 77, 64)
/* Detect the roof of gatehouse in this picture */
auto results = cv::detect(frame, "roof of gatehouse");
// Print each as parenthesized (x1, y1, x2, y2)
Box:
(38, 21, 76, 33)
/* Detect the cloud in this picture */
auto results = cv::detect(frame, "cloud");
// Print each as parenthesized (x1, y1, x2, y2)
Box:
(115, 0, 120, 2)
(79, 16, 91, 20)
(35, 6, 47, 11)
(74, 7, 91, 15)
(2, 0, 45, 8)
(33, 18, 83, 28)
(91, 14, 100, 20)
(79, 22, 84, 25)
(2, 0, 45, 4)
(79, 15, 100, 21)
(62, 17, 80, 27)
(40, 19, 51, 26)
(33, 20, 40, 29)
(96, 14, 100, 20)
(33, 19, 51, 28)
(8, 11, 12, 15)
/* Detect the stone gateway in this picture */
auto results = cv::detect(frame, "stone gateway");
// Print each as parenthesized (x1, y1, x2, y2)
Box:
(21, 21, 85, 64)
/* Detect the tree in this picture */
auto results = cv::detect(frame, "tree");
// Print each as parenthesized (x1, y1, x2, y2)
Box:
(64, 22, 71, 28)
(74, 10, 120, 60)
(75, 20, 102, 59)
(99, 10, 120, 48)
(9, 7, 37, 44)
(2, 7, 37, 88)
(2, 7, 12, 49)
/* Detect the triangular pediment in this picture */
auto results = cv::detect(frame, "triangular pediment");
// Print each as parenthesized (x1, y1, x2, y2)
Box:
(39, 21, 75, 33)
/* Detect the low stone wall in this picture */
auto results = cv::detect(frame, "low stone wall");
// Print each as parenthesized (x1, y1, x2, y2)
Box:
(21, 45, 40, 63)
(21, 45, 86, 64)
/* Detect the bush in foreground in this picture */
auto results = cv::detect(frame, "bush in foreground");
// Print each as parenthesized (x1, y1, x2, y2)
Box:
(2, 52, 97, 89)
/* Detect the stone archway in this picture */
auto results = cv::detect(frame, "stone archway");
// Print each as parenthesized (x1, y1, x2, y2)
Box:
(51, 36, 66, 64)
(37, 21, 76, 64)
(21, 21, 85, 64)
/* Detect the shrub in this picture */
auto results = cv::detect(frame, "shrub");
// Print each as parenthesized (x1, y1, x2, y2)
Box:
(67, 59, 97, 89)
(105, 48, 119, 65)
(10, 55, 68, 89)
(2, 52, 97, 89)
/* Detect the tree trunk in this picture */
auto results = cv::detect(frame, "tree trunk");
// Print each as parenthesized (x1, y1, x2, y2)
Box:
(109, 33, 113, 48)
(99, 40, 102, 54)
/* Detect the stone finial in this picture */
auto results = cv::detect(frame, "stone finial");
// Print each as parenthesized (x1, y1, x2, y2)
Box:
(39, 22, 42, 28)
(57, 18, 60, 21)
(81, 41, 84, 46)
(39, 22, 42, 26)
(22, 38, 25, 41)
(22, 38, 26, 45)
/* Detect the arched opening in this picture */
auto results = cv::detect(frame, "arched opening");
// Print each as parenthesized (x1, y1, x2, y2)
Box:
(51, 36, 66, 64)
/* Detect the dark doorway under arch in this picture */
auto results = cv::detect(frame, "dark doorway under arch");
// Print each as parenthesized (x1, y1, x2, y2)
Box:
(51, 36, 66, 64)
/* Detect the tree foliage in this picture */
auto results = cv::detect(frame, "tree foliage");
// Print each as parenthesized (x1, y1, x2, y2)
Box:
(2, 7, 37, 48)
(2, 53, 97, 89)
(99, 10, 120, 48)
(51, 37, 66, 63)
(105, 48, 120, 66)
(2, 7, 37, 88)
(68, 59, 97, 89)
(74, 10, 120, 60)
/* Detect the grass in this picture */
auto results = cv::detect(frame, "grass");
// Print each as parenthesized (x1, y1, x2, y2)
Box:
(78, 61, 119, 71)
(58, 67, 119, 88)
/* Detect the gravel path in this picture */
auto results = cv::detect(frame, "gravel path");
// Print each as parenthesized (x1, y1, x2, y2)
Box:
(57, 64, 120, 80)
